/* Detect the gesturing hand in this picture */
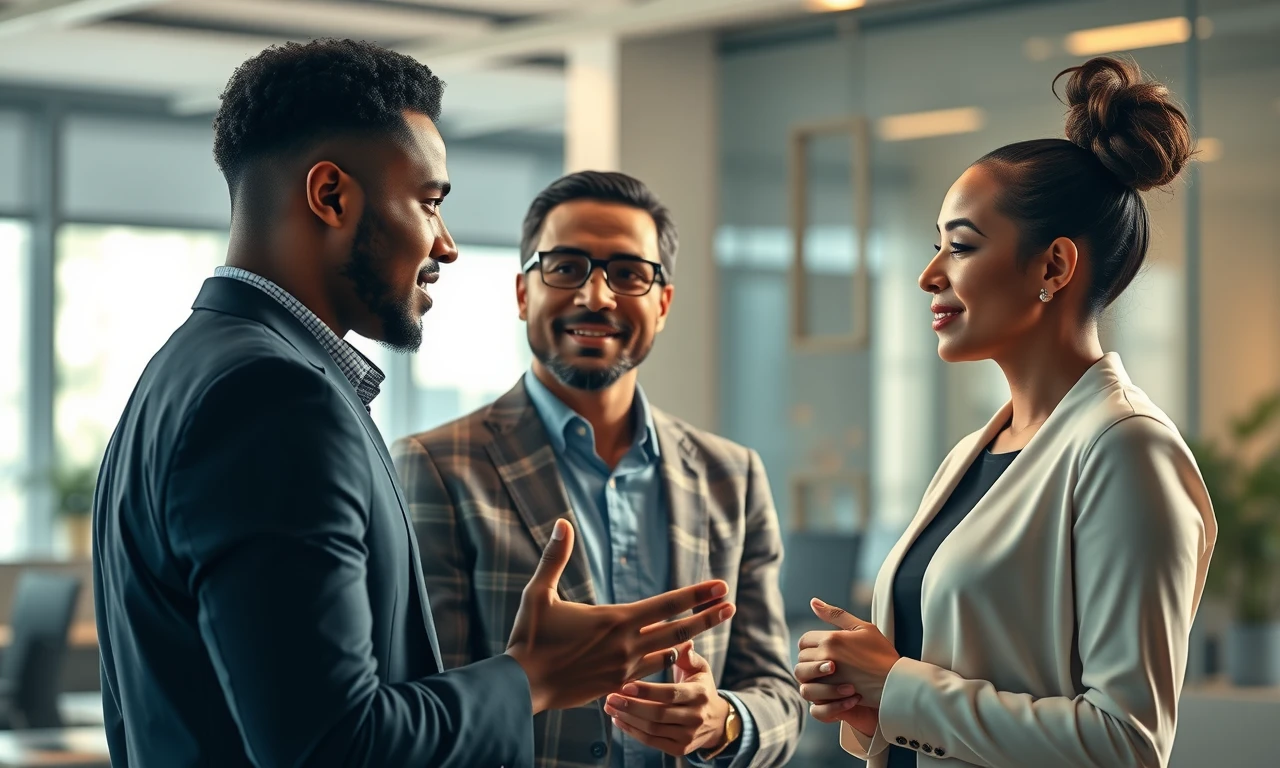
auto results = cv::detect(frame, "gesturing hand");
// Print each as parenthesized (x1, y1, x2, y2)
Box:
(793, 657, 879, 735)
(506, 519, 736, 714)
(795, 598, 899, 709)
(604, 644, 730, 757)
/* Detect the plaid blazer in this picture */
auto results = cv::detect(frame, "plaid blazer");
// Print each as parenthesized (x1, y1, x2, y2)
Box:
(391, 379, 804, 768)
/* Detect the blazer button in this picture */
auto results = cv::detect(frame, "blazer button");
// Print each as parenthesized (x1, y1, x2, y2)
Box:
(896, 736, 908, 745)
(590, 742, 607, 759)
(909, 740, 921, 749)
(922, 744, 933, 754)
(935, 747, 946, 757)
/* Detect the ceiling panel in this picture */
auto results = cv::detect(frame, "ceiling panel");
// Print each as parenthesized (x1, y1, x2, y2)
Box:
(391, 0, 601, 14)
(139, 0, 493, 39)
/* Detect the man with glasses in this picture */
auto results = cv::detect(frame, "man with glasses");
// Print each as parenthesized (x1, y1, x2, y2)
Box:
(393, 171, 804, 768)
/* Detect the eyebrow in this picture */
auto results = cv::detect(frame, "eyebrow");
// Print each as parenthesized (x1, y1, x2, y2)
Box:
(544, 245, 647, 261)
(422, 180, 451, 197)
(937, 218, 987, 238)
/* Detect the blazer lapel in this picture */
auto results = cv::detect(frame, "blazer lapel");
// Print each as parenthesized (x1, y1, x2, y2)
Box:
(656, 413, 710, 597)
(484, 381, 599, 606)
(193, 277, 443, 670)
(870, 403, 1011, 638)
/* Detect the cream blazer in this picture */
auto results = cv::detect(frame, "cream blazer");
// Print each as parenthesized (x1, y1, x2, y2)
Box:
(842, 353, 1216, 767)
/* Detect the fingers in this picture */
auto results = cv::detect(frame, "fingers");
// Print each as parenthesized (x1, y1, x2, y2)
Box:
(797, 630, 836, 650)
(673, 643, 709, 675)
(615, 681, 692, 706)
(793, 660, 836, 683)
(799, 682, 857, 703)
(609, 714, 687, 755)
(635, 602, 736, 655)
(627, 580, 729, 628)
(605, 692, 700, 725)
(809, 696, 862, 723)
(527, 519, 573, 593)
(811, 598, 863, 630)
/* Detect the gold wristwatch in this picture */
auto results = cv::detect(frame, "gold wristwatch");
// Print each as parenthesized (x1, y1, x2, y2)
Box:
(698, 694, 742, 761)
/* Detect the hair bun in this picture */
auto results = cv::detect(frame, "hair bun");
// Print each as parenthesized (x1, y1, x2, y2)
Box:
(1057, 56, 1192, 191)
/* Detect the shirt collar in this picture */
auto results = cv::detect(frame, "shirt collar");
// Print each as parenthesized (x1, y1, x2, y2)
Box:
(213, 266, 385, 407)
(523, 368, 660, 462)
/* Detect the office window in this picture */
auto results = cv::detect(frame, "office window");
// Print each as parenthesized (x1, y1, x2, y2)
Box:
(55, 225, 227, 472)
(0, 221, 29, 557)
(411, 245, 531, 432)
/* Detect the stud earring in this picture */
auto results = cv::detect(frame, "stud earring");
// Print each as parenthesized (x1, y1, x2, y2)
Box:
(1039, 288, 1052, 303)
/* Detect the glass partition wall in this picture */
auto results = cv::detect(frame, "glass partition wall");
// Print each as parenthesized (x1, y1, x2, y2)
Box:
(718, 2, 1279, 729)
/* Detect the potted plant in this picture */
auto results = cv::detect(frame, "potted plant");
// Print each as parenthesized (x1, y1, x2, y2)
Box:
(1189, 392, 1280, 686)
(52, 465, 97, 560)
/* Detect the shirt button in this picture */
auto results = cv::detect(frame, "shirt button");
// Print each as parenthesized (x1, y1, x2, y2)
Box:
(608, 478, 616, 489)
(909, 740, 921, 749)
(590, 741, 607, 758)
(922, 744, 933, 754)
(935, 747, 946, 757)
(576, 426, 587, 437)
(896, 737, 908, 746)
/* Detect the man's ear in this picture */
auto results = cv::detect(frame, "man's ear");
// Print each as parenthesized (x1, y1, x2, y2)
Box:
(517, 272, 529, 321)
(653, 283, 675, 333)
(305, 160, 363, 229)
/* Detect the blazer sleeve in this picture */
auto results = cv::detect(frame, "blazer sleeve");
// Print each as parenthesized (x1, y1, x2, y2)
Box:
(165, 358, 533, 768)
(391, 434, 479, 670)
(868, 415, 1215, 768)
(715, 449, 807, 768)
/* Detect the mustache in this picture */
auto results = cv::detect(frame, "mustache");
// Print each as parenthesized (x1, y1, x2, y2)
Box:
(417, 260, 440, 278)
(552, 311, 629, 335)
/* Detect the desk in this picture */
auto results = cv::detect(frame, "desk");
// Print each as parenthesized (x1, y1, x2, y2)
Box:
(0, 728, 109, 768)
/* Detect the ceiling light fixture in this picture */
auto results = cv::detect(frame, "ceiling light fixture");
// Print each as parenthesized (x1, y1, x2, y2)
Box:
(877, 107, 985, 142)
(806, 0, 867, 12)
(1064, 17, 1193, 56)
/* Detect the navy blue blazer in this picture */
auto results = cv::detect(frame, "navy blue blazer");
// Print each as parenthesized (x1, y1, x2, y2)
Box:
(93, 276, 534, 767)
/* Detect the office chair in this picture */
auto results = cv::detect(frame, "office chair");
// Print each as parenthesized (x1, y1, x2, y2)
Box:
(0, 571, 82, 730)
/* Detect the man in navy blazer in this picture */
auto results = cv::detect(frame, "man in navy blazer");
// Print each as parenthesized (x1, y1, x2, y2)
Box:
(92, 39, 734, 768)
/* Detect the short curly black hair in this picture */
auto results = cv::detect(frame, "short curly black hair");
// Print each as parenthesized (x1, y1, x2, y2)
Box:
(213, 38, 445, 197)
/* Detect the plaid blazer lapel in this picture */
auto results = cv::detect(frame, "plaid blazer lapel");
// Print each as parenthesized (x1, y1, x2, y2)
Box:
(655, 412, 710, 613)
(483, 380, 598, 606)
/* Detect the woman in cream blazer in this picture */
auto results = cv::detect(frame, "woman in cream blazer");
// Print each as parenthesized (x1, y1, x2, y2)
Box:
(793, 58, 1217, 768)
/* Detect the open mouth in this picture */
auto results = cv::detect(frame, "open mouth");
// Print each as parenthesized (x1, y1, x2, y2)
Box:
(931, 306, 963, 331)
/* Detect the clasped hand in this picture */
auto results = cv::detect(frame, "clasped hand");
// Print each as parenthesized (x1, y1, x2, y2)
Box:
(794, 598, 899, 735)
(604, 644, 730, 757)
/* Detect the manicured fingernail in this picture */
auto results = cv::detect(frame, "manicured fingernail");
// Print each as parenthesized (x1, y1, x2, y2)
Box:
(710, 583, 727, 598)
(839, 684, 855, 695)
(811, 597, 827, 607)
(551, 520, 566, 540)
(622, 684, 638, 696)
(820, 662, 833, 674)
(719, 606, 733, 620)
(844, 698, 857, 709)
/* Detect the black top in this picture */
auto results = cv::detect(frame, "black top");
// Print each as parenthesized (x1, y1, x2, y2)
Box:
(886, 444, 1019, 768)
(93, 277, 534, 767)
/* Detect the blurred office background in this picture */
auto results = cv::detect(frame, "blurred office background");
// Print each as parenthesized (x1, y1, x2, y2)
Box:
(0, 0, 1277, 765)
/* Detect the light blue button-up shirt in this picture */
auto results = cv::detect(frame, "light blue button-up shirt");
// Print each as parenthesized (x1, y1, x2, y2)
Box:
(524, 370, 757, 768)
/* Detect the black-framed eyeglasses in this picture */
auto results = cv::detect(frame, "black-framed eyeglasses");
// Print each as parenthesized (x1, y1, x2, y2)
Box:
(522, 251, 666, 297)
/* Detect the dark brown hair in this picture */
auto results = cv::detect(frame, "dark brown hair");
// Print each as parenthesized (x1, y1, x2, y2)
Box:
(976, 56, 1193, 315)
(520, 171, 679, 282)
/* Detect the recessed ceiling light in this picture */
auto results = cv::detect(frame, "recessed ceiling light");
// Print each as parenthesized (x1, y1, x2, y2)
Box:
(1065, 17, 1192, 56)
(877, 107, 985, 142)
(806, 0, 867, 11)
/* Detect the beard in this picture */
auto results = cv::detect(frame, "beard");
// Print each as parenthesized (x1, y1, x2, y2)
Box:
(530, 311, 654, 391)
(339, 208, 424, 353)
